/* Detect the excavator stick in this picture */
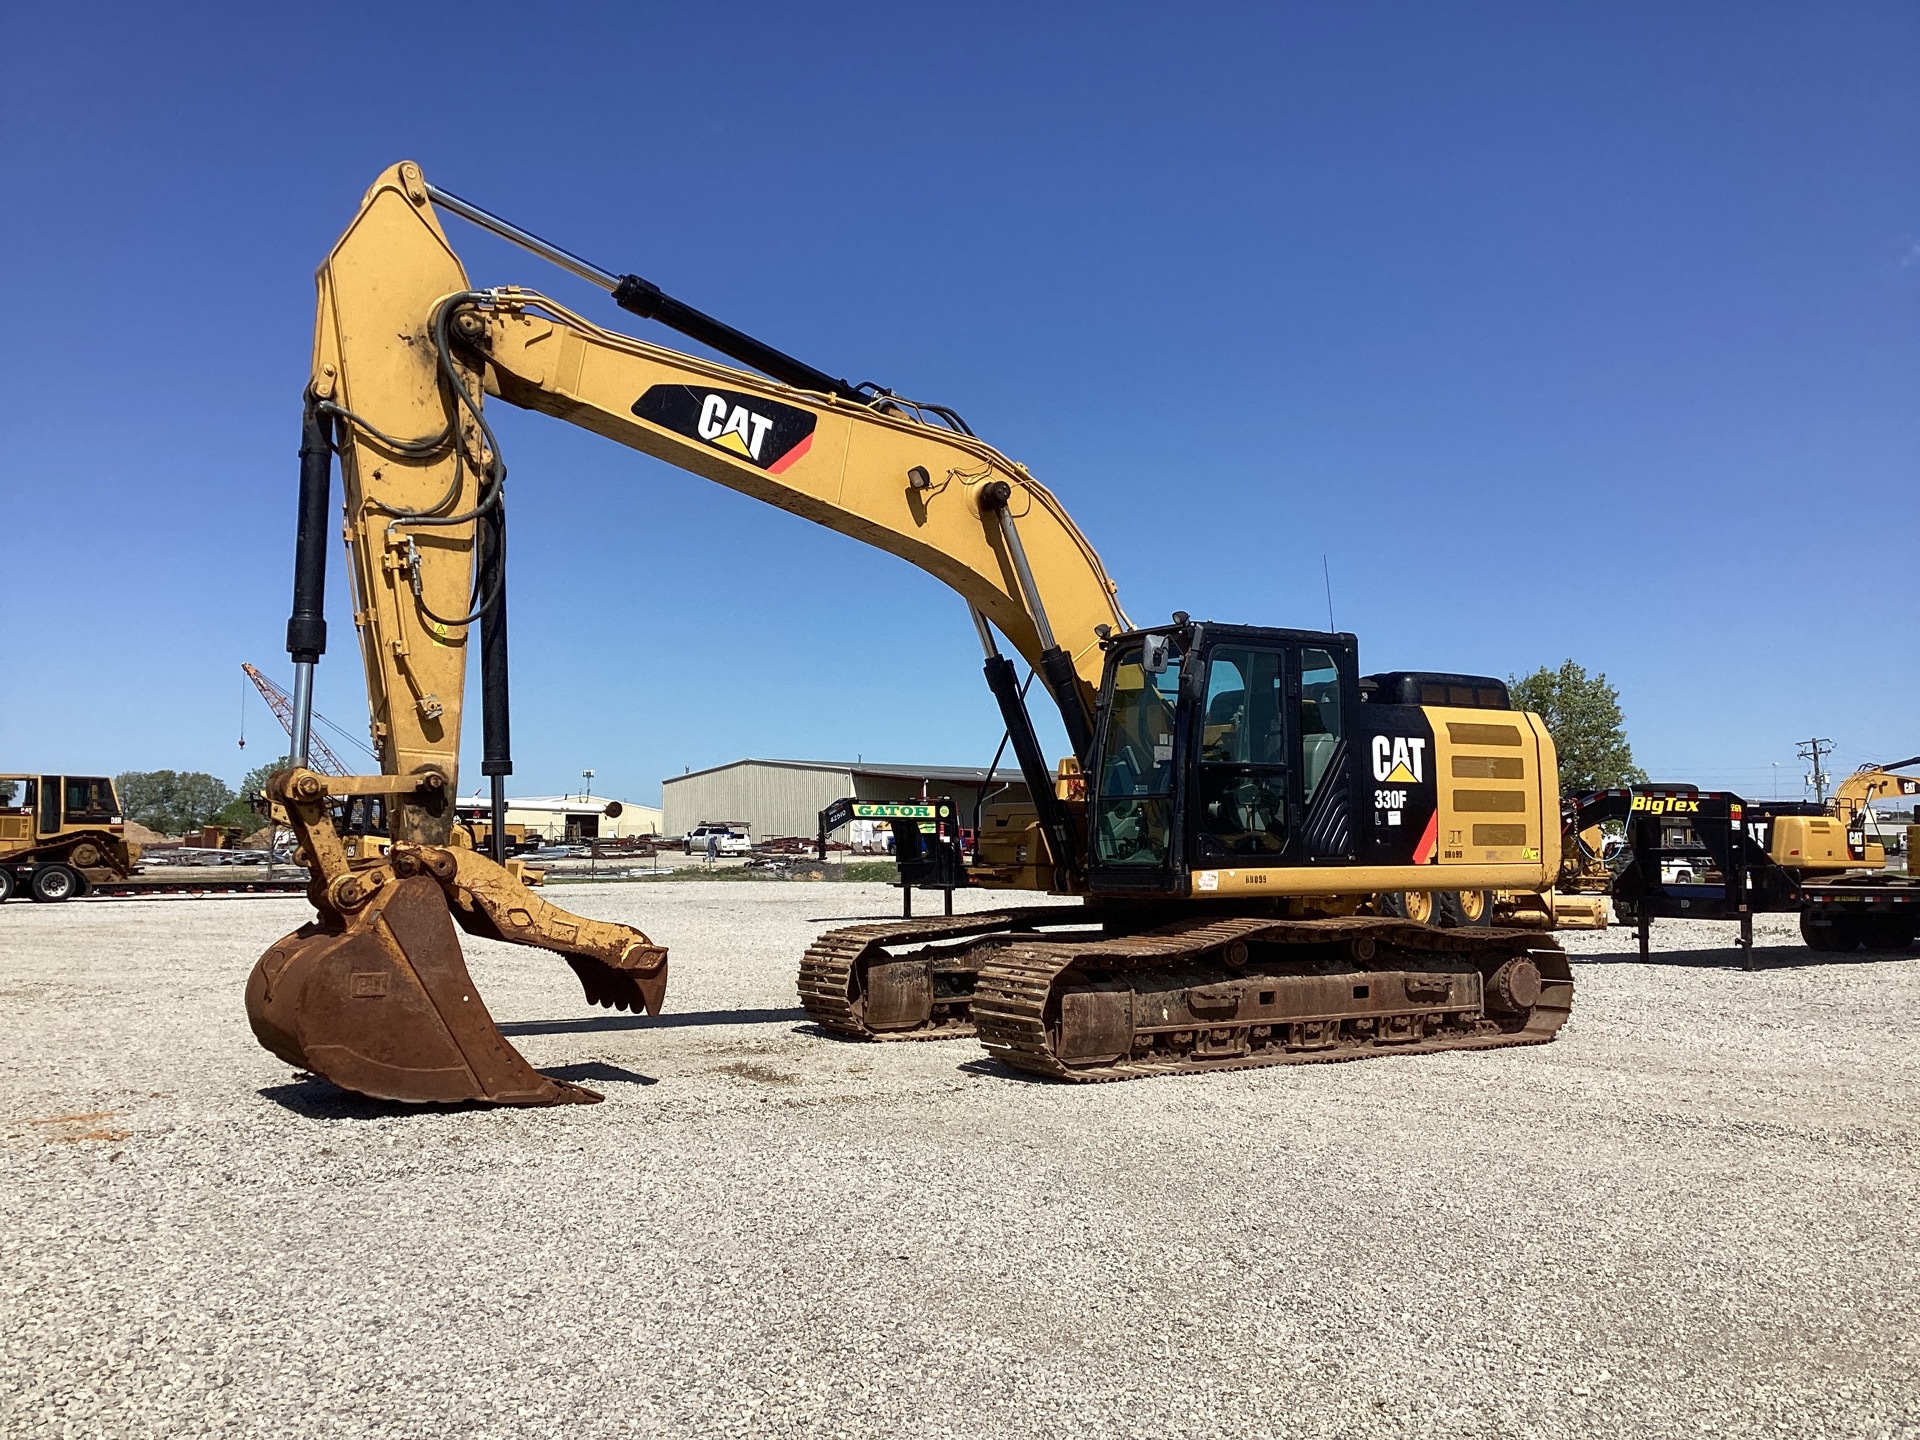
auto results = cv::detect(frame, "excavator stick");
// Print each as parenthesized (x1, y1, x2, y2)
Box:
(246, 771, 667, 1106)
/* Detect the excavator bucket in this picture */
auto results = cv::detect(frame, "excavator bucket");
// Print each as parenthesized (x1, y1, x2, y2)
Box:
(247, 874, 603, 1106)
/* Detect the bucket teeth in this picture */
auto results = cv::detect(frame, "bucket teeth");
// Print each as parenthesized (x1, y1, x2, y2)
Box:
(245, 874, 601, 1107)
(564, 948, 669, 1015)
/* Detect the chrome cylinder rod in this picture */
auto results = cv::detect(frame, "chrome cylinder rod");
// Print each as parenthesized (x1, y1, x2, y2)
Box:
(969, 606, 1000, 659)
(288, 661, 315, 768)
(424, 183, 620, 292)
(991, 507, 1058, 654)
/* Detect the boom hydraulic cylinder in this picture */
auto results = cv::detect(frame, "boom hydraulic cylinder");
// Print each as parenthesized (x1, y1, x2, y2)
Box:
(284, 399, 333, 766)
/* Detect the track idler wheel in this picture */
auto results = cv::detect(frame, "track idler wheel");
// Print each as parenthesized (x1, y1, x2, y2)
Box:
(245, 874, 601, 1106)
(1485, 956, 1543, 1015)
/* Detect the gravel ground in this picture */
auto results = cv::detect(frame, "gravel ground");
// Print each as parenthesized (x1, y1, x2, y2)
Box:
(2, 884, 1916, 1439)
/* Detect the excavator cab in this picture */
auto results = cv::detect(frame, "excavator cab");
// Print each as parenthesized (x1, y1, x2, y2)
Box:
(1086, 623, 1365, 896)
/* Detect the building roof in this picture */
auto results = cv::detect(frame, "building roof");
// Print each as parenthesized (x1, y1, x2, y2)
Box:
(664, 758, 1028, 786)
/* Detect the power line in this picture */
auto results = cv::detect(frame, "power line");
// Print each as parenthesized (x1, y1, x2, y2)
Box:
(1796, 737, 1834, 804)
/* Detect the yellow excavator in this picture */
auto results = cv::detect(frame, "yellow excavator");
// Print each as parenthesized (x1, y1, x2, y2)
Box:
(1827, 758, 1920, 867)
(246, 162, 1574, 1104)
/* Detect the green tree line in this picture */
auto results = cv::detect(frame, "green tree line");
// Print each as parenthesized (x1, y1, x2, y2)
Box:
(115, 762, 285, 836)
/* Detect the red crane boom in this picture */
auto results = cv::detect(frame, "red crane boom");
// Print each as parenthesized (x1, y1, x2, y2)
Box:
(241, 663, 350, 777)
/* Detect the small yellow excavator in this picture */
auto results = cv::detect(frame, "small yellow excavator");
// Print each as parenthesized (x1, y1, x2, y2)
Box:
(1825, 758, 1920, 867)
(246, 163, 1575, 1104)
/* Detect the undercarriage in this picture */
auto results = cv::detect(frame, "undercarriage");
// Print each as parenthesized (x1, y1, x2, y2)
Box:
(798, 909, 1573, 1082)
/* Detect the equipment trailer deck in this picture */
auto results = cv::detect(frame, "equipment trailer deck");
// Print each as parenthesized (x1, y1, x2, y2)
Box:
(1576, 785, 1918, 967)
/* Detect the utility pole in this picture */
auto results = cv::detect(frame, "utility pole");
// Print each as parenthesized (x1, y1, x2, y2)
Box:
(1797, 738, 1833, 804)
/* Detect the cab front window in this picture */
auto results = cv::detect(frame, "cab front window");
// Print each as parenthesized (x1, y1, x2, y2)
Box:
(1095, 650, 1181, 867)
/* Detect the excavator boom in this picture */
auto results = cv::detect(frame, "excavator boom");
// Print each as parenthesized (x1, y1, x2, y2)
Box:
(1833, 758, 1920, 827)
(249, 162, 1125, 1105)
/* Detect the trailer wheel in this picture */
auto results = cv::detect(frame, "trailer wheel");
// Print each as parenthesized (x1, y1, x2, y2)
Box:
(29, 865, 80, 903)
(0, 868, 14, 903)
(1800, 910, 1862, 953)
(1861, 916, 1916, 952)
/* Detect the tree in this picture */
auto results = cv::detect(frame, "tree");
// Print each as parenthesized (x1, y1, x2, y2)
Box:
(235, 761, 289, 802)
(1508, 660, 1647, 793)
(114, 771, 235, 836)
(208, 761, 290, 833)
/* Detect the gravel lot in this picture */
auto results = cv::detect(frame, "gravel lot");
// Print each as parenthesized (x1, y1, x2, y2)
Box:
(3, 883, 1916, 1439)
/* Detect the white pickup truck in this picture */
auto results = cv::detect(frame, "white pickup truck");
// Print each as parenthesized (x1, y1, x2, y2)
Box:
(683, 823, 751, 856)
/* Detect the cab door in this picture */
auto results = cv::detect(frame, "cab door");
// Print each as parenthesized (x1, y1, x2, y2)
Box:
(1189, 645, 1293, 864)
(1188, 641, 1356, 868)
(1088, 641, 1186, 891)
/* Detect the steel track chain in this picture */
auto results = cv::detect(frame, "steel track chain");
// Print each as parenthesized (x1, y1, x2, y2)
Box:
(971, 915, 1574, 1083)
(796, 906, 1084, 1041)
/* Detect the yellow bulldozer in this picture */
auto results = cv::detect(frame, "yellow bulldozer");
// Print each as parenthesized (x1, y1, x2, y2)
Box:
(0, 774, 138, 902)
(245, 162, 1576, 1106)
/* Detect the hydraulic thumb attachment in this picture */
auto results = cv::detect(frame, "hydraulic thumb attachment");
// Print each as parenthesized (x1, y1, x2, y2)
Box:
(245, 769, 667, 1106)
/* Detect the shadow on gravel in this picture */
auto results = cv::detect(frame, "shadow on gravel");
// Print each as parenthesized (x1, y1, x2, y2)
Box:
(540, 1062, 657, 1087)
(1571, 944, 1911, 971)
(258, 1076, 487, 1120)
(499, 1007, 808, 1036)
(806, 914, 907, 924)
(954, 1058, 1055, 1084)
(259, 1062, 657, 1118)
(793, 1022, 903, 1044)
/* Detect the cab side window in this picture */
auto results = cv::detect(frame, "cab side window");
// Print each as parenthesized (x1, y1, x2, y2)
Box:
(1201, 654, 1247, 762)
(1094, 652, 1182, 867)
(1300, 648, 1344, 806)
(63, 777, 116, 824)
(1196, 647, 1288, 857)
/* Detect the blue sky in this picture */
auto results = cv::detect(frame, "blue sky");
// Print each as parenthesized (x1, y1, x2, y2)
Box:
(2, 2, 1913, 807)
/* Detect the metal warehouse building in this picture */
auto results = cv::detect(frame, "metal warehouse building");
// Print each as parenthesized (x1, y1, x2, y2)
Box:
(662, 760, 1033, 842)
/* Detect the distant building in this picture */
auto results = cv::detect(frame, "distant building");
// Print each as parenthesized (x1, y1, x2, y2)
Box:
(662, 760, 1034, 842)
(502, 794, 663, 842)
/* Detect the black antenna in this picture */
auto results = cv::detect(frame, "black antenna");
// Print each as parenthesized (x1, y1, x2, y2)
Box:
(1322, 555, 1335, 631)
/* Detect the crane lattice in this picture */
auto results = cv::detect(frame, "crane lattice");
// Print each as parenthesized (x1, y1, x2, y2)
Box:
(241, 663, 351, 777)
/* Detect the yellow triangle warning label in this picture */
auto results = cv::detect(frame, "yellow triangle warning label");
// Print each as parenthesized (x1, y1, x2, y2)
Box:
(1385, 762, 1417, 783)
(711, 429, 752, 457)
